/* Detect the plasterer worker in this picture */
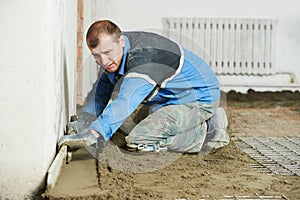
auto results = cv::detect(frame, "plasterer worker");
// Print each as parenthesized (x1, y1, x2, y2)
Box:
(59, 20, 229, 153)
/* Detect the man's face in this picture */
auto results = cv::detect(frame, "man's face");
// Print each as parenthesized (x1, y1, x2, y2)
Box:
(90, 34, 125, 73)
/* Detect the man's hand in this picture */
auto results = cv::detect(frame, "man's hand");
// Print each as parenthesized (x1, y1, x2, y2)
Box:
(67, 112, 97, 134)
(78, 112, 97, 128)
(83, 130, 106, 159)
(91, 129, 101, 138)
(58, 128, 97, 151)
(90, 130, 105, 154)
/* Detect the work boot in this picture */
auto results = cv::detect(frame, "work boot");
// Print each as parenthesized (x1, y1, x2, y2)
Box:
(127, 143, 167, 152)
(201, 107, 229, 154)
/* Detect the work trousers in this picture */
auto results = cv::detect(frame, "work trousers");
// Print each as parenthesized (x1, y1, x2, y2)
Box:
(125, 101, 218, 153)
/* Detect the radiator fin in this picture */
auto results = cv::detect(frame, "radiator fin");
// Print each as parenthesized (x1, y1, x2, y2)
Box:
(162, 17, 277, 75)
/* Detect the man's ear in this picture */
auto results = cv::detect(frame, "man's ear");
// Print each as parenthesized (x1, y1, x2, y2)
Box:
(119, 35, 125, 47)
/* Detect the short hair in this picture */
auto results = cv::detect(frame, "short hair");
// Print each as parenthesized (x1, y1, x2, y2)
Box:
(86, 20, 122, 49)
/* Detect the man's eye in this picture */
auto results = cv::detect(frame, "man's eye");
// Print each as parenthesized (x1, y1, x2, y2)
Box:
(103, 50, 111, 54)
(92, 54, 100, 58)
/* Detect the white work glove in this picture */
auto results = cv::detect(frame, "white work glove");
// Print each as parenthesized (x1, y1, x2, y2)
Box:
(67, 112, 97, 134)
(58, 128, 98, 151)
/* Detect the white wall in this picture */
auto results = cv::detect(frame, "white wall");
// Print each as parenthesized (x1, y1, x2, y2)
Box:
(81, 0, 99, 103)
(93, 0, 300, 83)
(0, 0, 77, 199)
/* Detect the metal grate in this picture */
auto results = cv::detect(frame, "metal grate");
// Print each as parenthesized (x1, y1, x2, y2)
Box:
(162, 17, 277, 75)
(234, 137, 300, 176)
(189, 193, 289, 200)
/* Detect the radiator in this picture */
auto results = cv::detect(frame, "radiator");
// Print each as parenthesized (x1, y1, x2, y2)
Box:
(162, 17, 278, 75)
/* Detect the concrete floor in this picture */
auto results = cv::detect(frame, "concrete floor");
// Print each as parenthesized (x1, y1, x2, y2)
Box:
(47, 148, 101, 198)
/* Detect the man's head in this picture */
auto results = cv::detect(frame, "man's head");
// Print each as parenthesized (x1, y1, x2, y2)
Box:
(86, 20, 125, 73)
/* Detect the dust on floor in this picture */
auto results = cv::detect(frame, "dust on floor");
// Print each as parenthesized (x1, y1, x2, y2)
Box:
(45, 91, 300, 200)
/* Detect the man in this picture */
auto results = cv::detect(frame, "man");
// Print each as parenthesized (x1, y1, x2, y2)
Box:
(59, 20, 229, 153)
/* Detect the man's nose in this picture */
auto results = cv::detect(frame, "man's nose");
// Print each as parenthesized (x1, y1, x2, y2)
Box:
(100, 55, 110, 66)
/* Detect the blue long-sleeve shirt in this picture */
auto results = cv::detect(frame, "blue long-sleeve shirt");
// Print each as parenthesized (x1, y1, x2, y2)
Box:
(83, 33, 220, 141)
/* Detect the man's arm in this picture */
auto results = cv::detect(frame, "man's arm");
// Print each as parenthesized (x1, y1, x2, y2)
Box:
(89, 77, 155, 141)
(82, 71, 114, 117)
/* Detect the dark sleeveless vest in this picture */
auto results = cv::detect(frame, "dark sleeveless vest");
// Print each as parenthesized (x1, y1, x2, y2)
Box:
(123, 32, 184, 89)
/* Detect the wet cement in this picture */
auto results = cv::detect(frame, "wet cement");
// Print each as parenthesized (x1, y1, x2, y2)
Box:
(46, 148, 101, 198)
(45, 91, 300, 199)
